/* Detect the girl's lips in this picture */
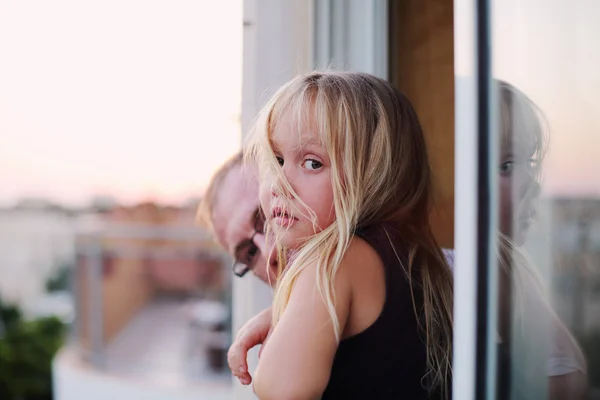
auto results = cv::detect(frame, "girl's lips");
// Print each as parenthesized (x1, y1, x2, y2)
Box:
(274, 215, 297, 226)
(271, 206, 297, 219)
(271, 206, 298, 226)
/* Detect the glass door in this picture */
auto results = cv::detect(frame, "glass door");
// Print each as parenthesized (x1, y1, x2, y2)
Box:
(455, 0, 600, 398)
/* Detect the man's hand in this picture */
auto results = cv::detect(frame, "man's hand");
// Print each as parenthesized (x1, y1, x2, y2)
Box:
(228, 307, 272, 385)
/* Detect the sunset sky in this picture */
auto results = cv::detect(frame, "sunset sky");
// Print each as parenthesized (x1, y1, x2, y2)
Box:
(1, 0, 598, 207)
(492, 0, 600, 197)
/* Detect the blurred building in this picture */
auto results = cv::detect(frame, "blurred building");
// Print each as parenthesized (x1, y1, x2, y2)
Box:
(547, 197, 600, 333)
(53, 202, 233, 400)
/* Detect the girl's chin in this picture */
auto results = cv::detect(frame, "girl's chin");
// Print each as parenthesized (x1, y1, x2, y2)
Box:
(271, 230, 302, 248)
(279, 239, 302, 251)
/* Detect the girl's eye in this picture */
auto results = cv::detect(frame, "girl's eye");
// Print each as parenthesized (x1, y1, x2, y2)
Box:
(276, 156, 284, 166)
(500, 161, 514, 174)
(303, 159, 323, 171)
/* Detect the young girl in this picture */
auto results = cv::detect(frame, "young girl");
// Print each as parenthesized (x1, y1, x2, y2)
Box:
(244, 72, 453, 399)
(494, 80, 587, 399)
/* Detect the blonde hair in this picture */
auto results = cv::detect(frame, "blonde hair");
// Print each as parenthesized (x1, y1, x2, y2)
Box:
(246, 71, 454, 395)
(196, 151, 243, 235)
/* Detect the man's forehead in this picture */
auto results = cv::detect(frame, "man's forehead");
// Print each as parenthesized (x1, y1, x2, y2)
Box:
(212, 164, 260, 252)
(217, 164, 259, 201)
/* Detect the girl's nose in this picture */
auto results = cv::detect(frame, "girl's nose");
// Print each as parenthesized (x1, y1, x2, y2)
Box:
(270, 178, 292, 198)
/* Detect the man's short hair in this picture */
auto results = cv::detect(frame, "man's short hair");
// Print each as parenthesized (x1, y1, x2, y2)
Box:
(196, 151, 243, 235)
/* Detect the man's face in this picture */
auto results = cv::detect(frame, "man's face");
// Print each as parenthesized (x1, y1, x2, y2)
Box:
(212, 164, 278, 286)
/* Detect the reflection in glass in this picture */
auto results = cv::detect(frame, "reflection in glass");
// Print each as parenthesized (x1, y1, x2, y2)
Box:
(494, 81, 587, 399)
(490, 1, 599, 398)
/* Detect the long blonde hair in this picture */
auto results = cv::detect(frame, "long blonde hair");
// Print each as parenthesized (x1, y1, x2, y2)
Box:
(246, 71, 454, 395)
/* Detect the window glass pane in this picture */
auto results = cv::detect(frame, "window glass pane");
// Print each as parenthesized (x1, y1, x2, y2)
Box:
(490, 0, 600, 398)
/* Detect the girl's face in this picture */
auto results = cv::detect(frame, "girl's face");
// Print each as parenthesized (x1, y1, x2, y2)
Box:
(498, 133, 540, 246)
(259, 110, 335, 249)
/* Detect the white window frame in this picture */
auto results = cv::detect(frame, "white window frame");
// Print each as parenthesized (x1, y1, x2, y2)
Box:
(312, 0, 388, 79)
(236, 0, 312, 398)
(454, 0, 499, 398)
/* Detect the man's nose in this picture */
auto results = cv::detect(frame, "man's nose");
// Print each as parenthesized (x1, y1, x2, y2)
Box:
(253, 232, 268, 255)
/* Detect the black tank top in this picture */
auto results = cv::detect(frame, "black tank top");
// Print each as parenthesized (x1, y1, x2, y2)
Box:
(321, 223, 437, 400)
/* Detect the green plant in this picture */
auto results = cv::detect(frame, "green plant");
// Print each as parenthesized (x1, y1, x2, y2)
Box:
(0, 299, 66, 400)
(0, 303, 22, 331)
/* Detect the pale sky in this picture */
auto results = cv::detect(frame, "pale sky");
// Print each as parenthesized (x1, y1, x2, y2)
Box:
(0, 1, 242, 207)
(1, 0, 598, 208)
(492, 0, 600, 197)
